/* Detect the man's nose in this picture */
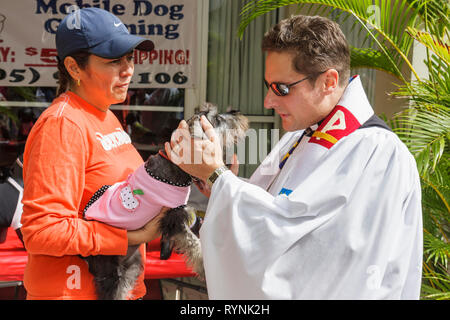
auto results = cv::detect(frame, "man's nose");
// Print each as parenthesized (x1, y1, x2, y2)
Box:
(264, 90, 276, 110)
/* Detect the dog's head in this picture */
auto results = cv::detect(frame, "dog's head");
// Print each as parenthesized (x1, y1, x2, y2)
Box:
(146, 103, 248, 186)
(186, 102, 249, 162)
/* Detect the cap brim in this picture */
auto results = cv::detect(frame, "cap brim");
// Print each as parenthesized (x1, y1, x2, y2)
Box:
(89, 34, 154, 59)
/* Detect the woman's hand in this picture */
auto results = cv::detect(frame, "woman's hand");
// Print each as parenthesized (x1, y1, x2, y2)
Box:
(127, 207, 169, 246)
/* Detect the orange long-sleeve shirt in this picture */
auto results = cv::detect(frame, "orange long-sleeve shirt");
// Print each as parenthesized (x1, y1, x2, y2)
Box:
(21, 91, 146, 299)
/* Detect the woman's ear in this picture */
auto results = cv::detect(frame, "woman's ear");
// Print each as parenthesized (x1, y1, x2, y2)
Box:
(63, 56, 82, 82)
(323, 69, 339, 95)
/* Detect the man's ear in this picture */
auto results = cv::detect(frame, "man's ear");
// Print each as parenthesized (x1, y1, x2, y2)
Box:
(322, 69, 339, 95)
(63, 56, 82, 82)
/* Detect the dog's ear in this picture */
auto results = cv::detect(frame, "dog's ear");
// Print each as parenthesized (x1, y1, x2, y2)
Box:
(234, 114, 249, 141)
(188, 102, 218, 126)
(215, 110, 249, 152)
(187, 102, 249, 148)
(226, 106, 241, 114)
(199, 102, 218, 115)
(227, 113, 249, 145)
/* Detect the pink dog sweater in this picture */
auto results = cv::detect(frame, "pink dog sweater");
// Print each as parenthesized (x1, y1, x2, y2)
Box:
(84, 163, 191, 230)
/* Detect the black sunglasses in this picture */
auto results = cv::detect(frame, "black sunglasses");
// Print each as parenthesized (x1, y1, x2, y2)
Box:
(264, 71, 326, 96)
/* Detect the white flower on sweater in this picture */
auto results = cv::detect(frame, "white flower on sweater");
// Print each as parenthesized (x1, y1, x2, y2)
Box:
(119, 185, 141, 211)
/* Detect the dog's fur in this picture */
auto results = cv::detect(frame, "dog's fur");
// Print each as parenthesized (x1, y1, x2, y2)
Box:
(82, 103, 248, 300)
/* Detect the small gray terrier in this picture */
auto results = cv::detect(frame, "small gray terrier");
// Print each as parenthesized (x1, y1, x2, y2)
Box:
(82, 103, 248, 300)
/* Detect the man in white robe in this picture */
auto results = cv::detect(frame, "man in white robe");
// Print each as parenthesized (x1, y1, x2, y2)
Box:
(166, 15, 422, 299)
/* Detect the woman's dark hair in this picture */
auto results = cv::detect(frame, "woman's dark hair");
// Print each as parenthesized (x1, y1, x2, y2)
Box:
(56, 50, 91, 96)
(262, 15, 350, 87)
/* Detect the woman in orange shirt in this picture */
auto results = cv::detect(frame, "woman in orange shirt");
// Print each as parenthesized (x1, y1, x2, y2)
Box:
(21, 8, 160, 299)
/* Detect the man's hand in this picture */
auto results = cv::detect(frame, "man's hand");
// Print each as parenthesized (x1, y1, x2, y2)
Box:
(193, 153, 239, 198)
(165, 115, 225, 182)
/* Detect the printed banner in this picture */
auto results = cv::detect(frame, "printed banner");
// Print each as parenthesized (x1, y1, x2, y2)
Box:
(0, 0, 197, 88)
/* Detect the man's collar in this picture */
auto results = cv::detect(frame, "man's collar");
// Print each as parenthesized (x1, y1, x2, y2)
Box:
(306, 75, 375, 149)
(335, 75, 374, 124)
(309, 75, 374, 131)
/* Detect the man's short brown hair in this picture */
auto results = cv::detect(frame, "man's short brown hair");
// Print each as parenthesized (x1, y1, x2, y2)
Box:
(262, 15, 350, 87)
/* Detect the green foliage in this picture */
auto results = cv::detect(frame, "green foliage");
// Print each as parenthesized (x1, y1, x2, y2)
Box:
(239, 0, 423, 83)
(0, 87, 36, 125)
(393, 106, 449, 175)
(239, 0, 450, 299)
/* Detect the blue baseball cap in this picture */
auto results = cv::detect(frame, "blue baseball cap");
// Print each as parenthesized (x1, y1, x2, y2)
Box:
(56, 7, 154, 61)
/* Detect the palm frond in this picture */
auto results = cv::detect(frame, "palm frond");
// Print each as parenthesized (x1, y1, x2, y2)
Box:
(421, 262, 450, 300)
(424, 232, 450, 268)
(393, 106, 449, 171)
(422, 195, 450, 239)
(239, 0, 422, 82)
(350, 47, 402, 79)
(407, 27, 450, 66)
(421, 282, 450, 300)
(392, 82, 450, 111)
(405, 0, 450, 37)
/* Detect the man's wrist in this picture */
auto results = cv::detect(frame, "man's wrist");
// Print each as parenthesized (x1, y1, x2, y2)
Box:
(206, 165, 229, 188)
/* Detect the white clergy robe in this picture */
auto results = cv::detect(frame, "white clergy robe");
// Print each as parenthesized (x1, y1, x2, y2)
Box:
(200, 76, 423, 299)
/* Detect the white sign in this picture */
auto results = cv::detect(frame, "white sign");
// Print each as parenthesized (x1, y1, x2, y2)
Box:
(0, 0, 197, 88)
